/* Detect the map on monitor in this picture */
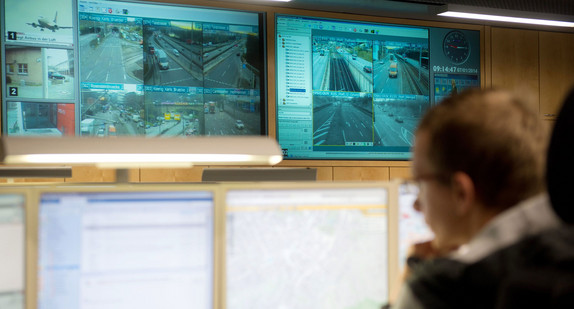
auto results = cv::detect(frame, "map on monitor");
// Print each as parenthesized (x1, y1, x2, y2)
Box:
(224, 183, 392, 309)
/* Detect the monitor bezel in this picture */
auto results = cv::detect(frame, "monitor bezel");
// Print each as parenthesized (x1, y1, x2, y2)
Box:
(0, 0, 269, 137)
(0, 187, 33, 309)
(272, 11, 484, 162)
(25, 183, 222, 309)
(218, 180, 399, 308)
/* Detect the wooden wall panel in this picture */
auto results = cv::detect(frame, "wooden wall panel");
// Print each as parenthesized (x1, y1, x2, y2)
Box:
(172, 167, 205, 182)
(333, 167, 389, 181)
(0, 166, 404, 182)
(139, 168, 178, 182)
(65, 166, 118, 183)
(389, 166, 412, 180)
(539, 31, 574, 119)
(314, 167, 333, 181)
(139, 167, 204, 183)
(484, 26, 492, 88)
(490, 27, 539, 111)
(140, 166, 331, 182)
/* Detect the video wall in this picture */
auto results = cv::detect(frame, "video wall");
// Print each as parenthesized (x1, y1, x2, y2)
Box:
(276, 14, 481, 160)
(1, 0, 266, 137)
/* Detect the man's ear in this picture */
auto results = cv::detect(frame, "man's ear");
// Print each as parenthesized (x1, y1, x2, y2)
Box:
(450, 172, 476, 216)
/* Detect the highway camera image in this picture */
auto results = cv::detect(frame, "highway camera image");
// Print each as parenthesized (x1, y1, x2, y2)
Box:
(203, 24, 261, 90)
(313, 36, 373, 93)
(373, 96, 430, 147)
(309, 35, 431, 149)
(313, 94, 374, 146)
(77, 13, 263, 138)
(79, 13, 143, 84)
(373, 40, 429, 95)
(142, 20, 204, 87)
(203, 94, 262, 136)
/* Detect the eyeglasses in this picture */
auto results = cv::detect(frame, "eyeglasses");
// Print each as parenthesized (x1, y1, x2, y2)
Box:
(401, 173, 451, 194)
(401, 179, 420, 195)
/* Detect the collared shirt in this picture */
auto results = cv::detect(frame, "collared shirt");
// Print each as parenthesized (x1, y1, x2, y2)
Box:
(392, 193, 562, 309)
(451, 193, 561, 263)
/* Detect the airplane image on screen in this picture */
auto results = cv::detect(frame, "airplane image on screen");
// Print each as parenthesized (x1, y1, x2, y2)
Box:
(27, 12, 72, 32)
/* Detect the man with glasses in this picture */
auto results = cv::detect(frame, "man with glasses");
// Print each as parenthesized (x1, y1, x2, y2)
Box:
(391, 88, 563, 308)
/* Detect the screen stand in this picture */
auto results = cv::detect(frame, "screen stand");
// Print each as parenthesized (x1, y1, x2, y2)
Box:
(115, 168, 130, 183)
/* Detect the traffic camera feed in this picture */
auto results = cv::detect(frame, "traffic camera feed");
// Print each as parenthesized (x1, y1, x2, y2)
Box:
(76, 3, 264, 137)
(2, 0, 265, 137)
(276, 15, 480, 160)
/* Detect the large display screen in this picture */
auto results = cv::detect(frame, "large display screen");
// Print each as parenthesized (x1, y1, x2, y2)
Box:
(37, 190, 215, 309)
(0, 193, 25, 309)
(2, 0, 266, 137)
(225, 185, 390, 308)
(276, 14, 480, 160)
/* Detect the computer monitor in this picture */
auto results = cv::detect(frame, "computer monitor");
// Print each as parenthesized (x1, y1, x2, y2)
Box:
(0, 190, 27, 309)
(201, 167, 317, 182)
(2, 0, 267, 137)
(222, 181, 398, 309)
(397, 182, 433, 269)
(275, 14, 481, 160)
(32, 184, 218, 309)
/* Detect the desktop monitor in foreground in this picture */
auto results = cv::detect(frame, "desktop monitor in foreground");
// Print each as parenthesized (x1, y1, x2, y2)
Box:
(223, 182, 397, 309)
(0, 192, 26, 309)
(398, 182, 433, 269)
(35, 185, 216, 309)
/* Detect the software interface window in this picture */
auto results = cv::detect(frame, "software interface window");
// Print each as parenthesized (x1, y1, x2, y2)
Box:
(0, 194, 25, 309)
(225, 186, 390, 308)
(2, 0, 265, 137)
(275, 15, 480, 160)
(37, 190, 215, 309)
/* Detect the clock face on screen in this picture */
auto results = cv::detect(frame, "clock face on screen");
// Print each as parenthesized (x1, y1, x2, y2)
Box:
(443, 30, 470, 65)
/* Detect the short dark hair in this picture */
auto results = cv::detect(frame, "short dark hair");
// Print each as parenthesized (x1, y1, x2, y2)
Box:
(417, 88, 547, 210)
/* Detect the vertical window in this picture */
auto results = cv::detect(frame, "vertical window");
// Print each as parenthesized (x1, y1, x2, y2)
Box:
(6, 64, 15, 74)
(18, 63, 28, 75)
